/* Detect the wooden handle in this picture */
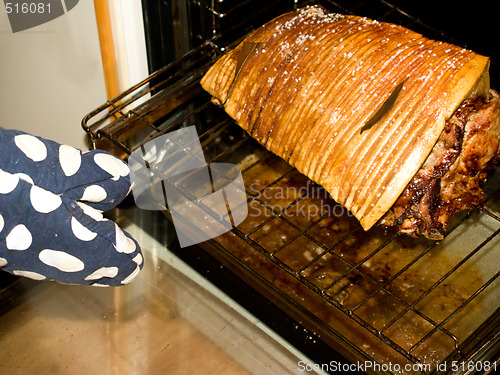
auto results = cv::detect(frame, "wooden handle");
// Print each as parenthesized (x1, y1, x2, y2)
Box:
(94, 0, 120, 100)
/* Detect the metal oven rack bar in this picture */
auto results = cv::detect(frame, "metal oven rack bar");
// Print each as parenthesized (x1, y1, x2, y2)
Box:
(83, 1, 499, 373)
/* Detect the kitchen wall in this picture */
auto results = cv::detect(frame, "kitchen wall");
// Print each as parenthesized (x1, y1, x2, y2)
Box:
(0, 1, 107, 150)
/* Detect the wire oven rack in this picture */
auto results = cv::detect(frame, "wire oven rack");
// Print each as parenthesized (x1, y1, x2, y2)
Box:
(83, 1, 499, 373)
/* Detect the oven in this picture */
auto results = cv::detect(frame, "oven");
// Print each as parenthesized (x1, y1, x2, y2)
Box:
(1, 1, 498, 374)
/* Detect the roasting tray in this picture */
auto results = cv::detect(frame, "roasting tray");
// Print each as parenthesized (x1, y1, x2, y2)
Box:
(82, 1, 499, 373)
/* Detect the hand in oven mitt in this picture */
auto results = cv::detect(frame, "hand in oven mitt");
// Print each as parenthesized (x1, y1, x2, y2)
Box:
(0, 127, 143, 286)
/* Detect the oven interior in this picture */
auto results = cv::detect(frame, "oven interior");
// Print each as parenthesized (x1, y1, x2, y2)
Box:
(82, 0, 500, 373)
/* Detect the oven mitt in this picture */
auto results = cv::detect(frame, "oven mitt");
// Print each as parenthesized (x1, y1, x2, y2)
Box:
(0, 127, 143, 286)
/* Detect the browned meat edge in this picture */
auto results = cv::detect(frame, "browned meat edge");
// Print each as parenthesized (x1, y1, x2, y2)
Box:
(379, 91, 500, 239)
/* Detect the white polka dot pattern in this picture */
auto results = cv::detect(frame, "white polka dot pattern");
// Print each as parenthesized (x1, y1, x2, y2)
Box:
(132, 253, 143, 265)
(84, 266, 119, 280)
(115, 225, 136, 254)
(59, 145, 82, 177)
(0, 127, 142, 286)
(121, 265, 141, 284)
(30, 185, 62, 213)
(81, 185, 107, 202)
(39, 249, 85, 272)
(0, 169, 19, 194)
(14, 134, 47, 162)
(6, 224, 32, 251)
(71, 217, 97, 241)
(94, 153, 130, 180)
(16, 173, 34, 185)
(13, 270, 46, 280)
(77, 202, 105, 221)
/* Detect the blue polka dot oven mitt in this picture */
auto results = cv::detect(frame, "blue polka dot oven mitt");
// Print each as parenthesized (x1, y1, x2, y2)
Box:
(0, 127, 143, 286)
